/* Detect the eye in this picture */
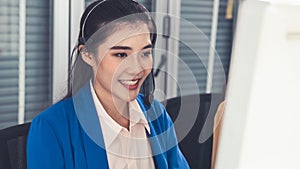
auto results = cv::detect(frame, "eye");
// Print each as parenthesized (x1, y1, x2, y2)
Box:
(113, 52, 128, 58)
(141, 50, 152, 57)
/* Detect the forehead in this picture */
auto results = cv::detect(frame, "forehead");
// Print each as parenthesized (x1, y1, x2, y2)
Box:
(100, 23, 152, 49)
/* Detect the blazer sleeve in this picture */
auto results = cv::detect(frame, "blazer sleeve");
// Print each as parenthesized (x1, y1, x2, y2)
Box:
(165, 111, 190, 169)
(27, 117, 64, 169)
(154, 101, 190, 169)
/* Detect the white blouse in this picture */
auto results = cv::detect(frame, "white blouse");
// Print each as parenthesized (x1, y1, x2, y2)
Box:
(90, 82, 155, 169)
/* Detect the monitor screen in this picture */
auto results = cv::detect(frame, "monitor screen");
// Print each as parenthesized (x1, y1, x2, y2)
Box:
(214, 0, 300, 169)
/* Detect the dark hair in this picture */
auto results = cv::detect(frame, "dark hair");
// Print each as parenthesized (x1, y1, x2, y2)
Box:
(66, 0, 157, 98)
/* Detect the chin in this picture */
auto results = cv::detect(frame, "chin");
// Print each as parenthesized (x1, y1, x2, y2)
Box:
(127, 91, 140, 102)
(112, 90, 139, 103)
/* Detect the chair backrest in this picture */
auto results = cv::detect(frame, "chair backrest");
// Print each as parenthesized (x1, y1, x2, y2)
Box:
(163, 94, 223, 169)
(0, 123, 31, 169)
(0, 95, 222, 169)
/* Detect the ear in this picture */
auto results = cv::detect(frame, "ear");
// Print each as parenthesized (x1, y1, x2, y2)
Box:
(79, 45, 95, 67)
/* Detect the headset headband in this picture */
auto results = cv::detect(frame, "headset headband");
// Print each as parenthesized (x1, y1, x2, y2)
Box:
(81, 0, 108, 44)
(80, 0, 144, 45)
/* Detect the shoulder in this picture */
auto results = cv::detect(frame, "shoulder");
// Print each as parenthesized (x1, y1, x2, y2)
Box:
(26, 100, 73, 168)
(137, 93, 173, 131)
(35, 97, 74, 123)
(137, 93, 169, 117)
(30, 97, 76, 134)
(28, 97, 80, 147)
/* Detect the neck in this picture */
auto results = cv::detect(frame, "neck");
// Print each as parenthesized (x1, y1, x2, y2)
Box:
(93, 82, 130, 130)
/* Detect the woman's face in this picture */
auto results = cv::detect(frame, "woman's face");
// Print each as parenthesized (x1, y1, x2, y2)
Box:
(90, 23, 153, 103)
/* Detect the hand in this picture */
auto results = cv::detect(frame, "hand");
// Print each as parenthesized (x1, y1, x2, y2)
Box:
(211, 101, 226, 169)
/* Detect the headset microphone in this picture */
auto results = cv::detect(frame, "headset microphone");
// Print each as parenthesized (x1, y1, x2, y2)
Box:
(143, 71, 155, 106)
(144, 91, 154, 106)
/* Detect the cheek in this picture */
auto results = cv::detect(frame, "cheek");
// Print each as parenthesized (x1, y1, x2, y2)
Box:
(145, 68, 152, 76)
(140, 57, 153, 69)
(140, 68, 152, 85)
(95, 61, 119, 81)
(138, 58, 153, 82)
(144, 58, 153, 75)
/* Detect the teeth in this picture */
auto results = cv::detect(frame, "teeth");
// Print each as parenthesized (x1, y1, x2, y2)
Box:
(120, 80, 138, 85)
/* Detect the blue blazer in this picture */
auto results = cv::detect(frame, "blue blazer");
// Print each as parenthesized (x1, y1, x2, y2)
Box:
(27, 83, 190, 169)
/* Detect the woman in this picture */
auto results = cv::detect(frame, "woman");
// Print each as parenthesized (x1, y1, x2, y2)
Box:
(27, 0, 190, 168)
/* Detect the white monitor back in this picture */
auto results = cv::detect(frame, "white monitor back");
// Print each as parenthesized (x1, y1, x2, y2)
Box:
(215, 0, 300, 169)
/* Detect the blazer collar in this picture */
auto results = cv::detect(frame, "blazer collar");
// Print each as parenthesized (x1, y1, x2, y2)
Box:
(73, 83, 167, 169)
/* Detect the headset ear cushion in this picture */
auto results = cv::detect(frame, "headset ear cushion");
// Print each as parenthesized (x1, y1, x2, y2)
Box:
(79, 37, 86, 45)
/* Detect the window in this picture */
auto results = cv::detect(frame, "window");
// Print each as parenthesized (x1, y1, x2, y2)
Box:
(0, 0, 234, 129)
(177, 0, 232, 96)
(85, 0, 153, 10)
(0, 0, 52, 129)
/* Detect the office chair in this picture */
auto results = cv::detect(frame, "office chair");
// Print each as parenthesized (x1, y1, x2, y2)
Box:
(0, 94, 222, 169)
(0, 123, 31, 169)
(163, 94, 223, 169)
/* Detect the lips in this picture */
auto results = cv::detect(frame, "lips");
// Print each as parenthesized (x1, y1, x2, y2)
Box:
(119, 79, 140, 90)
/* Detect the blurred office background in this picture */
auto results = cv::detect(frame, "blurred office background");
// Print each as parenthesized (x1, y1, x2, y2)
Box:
(0, 0, 236, 129)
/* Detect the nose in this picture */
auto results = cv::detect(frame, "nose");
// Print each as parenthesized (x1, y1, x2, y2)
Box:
(125, 54, 144, 75)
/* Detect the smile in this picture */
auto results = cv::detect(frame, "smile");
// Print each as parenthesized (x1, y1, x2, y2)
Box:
(119, 79, 139, 85)
(119, 79, 140, 90)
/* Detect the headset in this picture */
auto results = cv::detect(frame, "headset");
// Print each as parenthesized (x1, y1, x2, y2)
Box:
(77, 0, 155, 106)
(79, 0, 108, 46)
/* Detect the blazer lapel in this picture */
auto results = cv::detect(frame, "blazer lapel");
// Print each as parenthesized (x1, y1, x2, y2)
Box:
(136, 96, 168, 169)
(81, 128, 109, 169)
(74, 83, 109, 169)
(147, 121, 168, 169)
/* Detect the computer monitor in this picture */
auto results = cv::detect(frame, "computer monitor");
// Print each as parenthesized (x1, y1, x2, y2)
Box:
(214, 0, 300, 169)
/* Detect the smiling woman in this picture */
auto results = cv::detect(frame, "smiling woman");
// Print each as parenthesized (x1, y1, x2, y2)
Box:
(26, 0, 190, 169)
(82, 25, 154, 129)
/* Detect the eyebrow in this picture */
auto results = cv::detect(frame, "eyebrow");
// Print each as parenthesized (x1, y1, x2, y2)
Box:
(110, 44, 153, 50)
